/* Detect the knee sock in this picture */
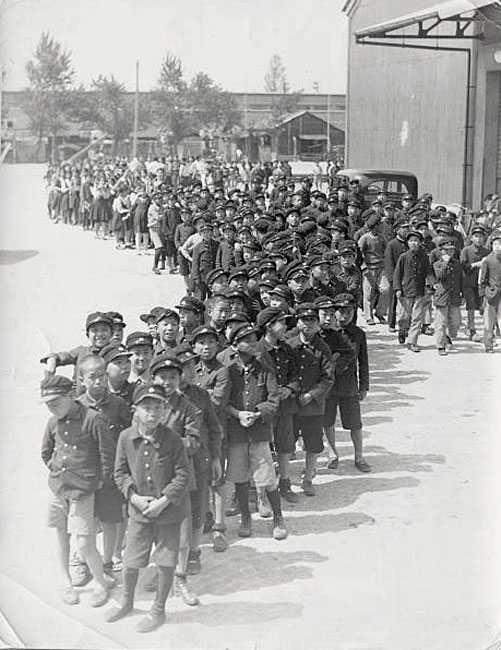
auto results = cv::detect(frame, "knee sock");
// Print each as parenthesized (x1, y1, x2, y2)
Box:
(265, 488, 283, 521)
(153, 248, 162, 269)
(235, 482, 250, 519)
(122, 567, 139, 606)
(152, 566, 174, 615)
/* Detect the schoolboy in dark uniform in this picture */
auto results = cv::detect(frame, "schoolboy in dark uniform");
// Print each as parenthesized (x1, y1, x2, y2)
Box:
(126, 331, 154, 385)
(288, 304, 334, 496)
(108, 383, 190, 633)
(175, 344, 226, 553)
(191, 325, 231, 547)
(329, 293, 371, 472)
(191, 223, 219, 300)
(225, 324, 287, 540)
(315, 295, 358, 468)
(175, 296, 205, 343)
(460, 225, 489, 340)
(100, 343, 134, 406)
(151, 354, 201, 607)
(255, 307, 301, 503)
(154, 308, 180, 354)
(42, 312, 114, 396)
(41, 375, 115, 607)
(77, 355, 132, 574)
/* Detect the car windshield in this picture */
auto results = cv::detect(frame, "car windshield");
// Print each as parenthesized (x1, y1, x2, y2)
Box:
(366, 179, 414, 195)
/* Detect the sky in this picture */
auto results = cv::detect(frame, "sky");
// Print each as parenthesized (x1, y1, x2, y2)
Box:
(0, 0, 348, 93)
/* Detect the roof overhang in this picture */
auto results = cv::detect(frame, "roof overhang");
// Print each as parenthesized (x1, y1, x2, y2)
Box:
(355, 0, 501, 43)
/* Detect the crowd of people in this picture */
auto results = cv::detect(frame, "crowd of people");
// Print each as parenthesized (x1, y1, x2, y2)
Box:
(40, 153, 501, 633)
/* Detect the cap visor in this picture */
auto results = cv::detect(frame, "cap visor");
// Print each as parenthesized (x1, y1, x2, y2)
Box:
(135, 394, 166, 405)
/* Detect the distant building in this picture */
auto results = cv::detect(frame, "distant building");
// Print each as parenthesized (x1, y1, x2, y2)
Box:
(1, 90, 345, 163)
(343, 0, 501, 208)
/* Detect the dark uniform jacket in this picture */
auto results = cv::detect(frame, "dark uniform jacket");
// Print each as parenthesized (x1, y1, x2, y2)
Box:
(41, 401, 106, 500)
(255, 337, 300, 413)
(114, 422, 189, 524)
(194, 358, 230, 419)
(460, 244, 489, 289)
(191, 239, 219, 285)
(216, 239, 236, 271)
(44, 345, 103, 395)
(335, 324, 369, 397)
(479, 252, 501, 304)
(226, 356, 280, 444)
(393, 248, 432, 298)
(180, 382, 223, 462)
(77, 391, 132, 484)
(384, 237, 407, 280)
(432, 258, 463, 307)
(287, 334, 334, 415)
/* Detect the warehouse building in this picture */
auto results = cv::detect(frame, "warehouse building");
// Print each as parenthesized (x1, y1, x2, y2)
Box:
(343, 0, 501, 208)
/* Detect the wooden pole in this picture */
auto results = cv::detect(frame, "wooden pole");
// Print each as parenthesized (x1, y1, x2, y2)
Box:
(132, 60, 139, 158)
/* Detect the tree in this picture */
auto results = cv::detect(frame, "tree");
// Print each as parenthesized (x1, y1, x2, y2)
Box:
(153, 52, 240, 152)
(263, 54, 302, 126)
(91, 74, 132, 154)
(23, 32, 76, 161)
(264, 55, 288, 93)
(153, 52, 190, 148)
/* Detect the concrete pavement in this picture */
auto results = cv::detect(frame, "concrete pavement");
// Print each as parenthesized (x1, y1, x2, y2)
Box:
(0, 164, 500, 650)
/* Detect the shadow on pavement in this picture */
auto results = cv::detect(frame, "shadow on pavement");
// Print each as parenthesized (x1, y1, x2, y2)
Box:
(190, 546, 328, 597)
(0, 250, 39, 265)
(169, 599, 303, 626)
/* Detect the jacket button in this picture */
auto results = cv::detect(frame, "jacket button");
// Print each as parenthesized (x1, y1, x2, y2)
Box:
(145, 463, 150, 469)
(147, 476, 152, 482)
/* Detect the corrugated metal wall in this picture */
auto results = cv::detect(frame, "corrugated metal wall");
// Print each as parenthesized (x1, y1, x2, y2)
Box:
(347, 0, 468, 204)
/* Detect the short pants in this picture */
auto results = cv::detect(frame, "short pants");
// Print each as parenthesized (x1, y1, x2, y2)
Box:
(272, 410, 295, 454)
(324, 393, 362, 430)
(226, 441, 277, 488)
(124, 517, 181, 568)
(47, 492, 97, 535)
(293, 415, 324, 454)
(95, 483, 125, 524)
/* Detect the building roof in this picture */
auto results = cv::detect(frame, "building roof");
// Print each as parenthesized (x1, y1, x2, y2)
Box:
(278, 110, 344, 133)
(354, 0, 500, 40)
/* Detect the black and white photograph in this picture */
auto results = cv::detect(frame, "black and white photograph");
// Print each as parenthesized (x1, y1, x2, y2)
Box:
(0, 0, 501, 647)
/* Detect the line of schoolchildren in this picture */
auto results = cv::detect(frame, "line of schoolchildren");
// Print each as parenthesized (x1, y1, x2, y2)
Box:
(46, 155, 501, 355)
(40, 266, 373, 633)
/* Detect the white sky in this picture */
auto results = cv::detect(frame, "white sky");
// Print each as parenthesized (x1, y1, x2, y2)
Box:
(0, 0, 348, 93)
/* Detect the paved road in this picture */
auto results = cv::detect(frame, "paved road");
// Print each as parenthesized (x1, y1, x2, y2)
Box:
(0, 164, 500, 650)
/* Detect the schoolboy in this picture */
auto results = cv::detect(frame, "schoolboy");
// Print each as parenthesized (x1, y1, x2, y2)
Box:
(393, 230, 433, 351)
(225, 324, 287, 540)
(108, 383, 190, 632)
(151, 354, 201, 607)
(154, 308, 180, 353)
(175, 296, 205, 343)
(287, 304, 334, 496)
(191, 325, 231, 549)
(206, 293, 231, 350)
(191, 223, 220, 300)
(460, 225, 489, 340)
(126, 331, 154, 385)
(174, 208, 195, 292)
(255, 307, 301, 503)
(315, 295, 357, 469)
(478, 230, 501, 353)
(40, 375, 115, 607)
(99, 343, 134, 405)
(328, 293, 371, 472)
(175, 343, 226, 554)
(432, 240, 464, 356)
(42, 312, 114, 395)
(77, 355, 132, 574)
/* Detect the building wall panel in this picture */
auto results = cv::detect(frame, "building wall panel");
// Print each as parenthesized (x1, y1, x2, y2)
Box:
(347, 0, 470, 204)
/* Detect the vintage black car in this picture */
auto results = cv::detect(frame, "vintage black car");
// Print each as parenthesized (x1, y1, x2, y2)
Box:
(336, 169, 418, 204)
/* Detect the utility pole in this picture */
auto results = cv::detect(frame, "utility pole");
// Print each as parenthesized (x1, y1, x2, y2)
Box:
(132, 60, 139, 158)
(327, 92, 331, 158)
